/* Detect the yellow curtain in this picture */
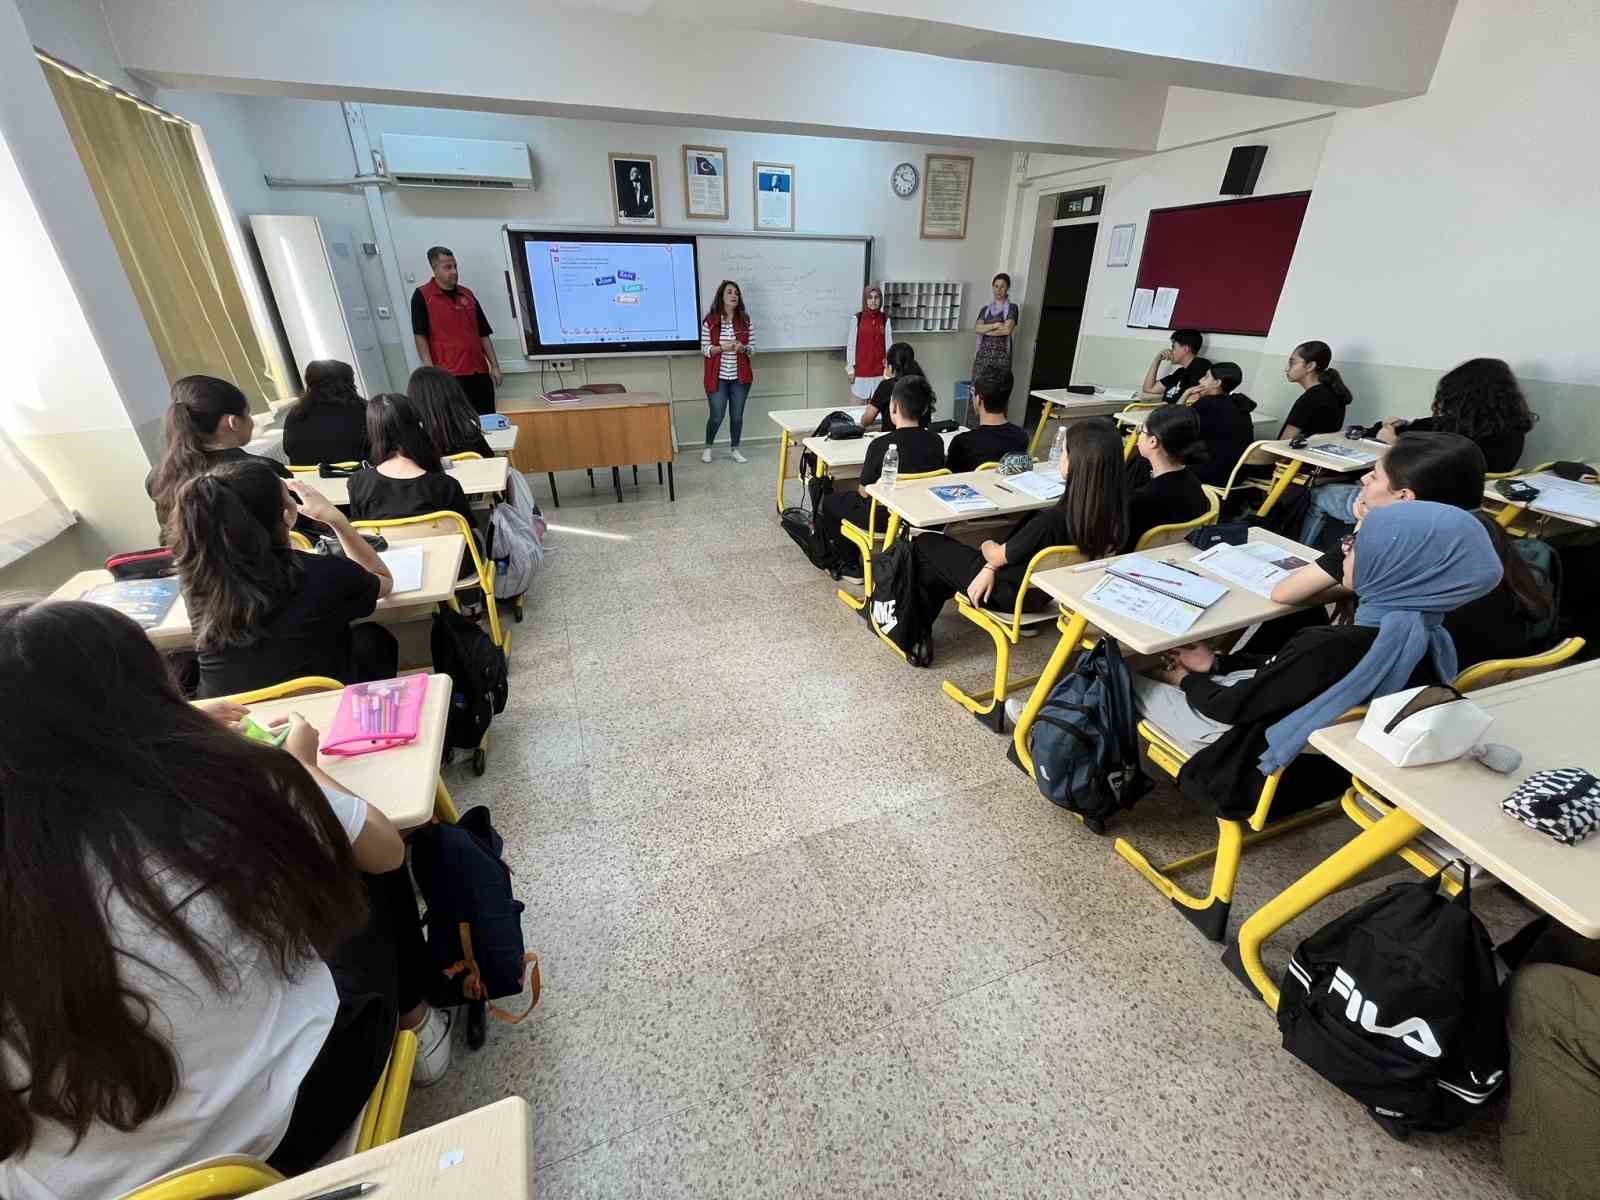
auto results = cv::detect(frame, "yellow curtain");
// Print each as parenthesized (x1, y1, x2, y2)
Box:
(39, 55, 275, 411)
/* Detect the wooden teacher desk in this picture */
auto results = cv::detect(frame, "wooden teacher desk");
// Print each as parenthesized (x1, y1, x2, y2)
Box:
(501, 390, 674, 505)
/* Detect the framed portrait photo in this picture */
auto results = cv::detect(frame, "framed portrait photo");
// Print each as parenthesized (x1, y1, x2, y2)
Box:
(753, 162, 795, 232)
(610, 153, 660, 226)
(682, 145, 728, 220)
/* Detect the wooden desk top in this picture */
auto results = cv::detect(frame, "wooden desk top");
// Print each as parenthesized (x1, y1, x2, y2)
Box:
(315, 458, 508, 506)
(241, 673, 451, 830)
(1259, 432, 1386, 474)
(1482, 473, 1600, 530)
(253, 1097, 533, 1199)
(1029, 388, 1135, 413)
(864, 467, 1056, 529)
(1029, 528, 1321, 655)
(1309, 661, 1600, 938)
(499, 390, 668, 414)
(1115, 407, 1281, 429)
(801, 428, 964, 470)
(484, 424, 518, 453)
(49, 535, 466, 653)
(769, 405, 868, 435)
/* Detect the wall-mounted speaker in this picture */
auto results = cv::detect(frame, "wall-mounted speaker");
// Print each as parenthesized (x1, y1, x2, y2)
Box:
(1221, 145, 1267, 196)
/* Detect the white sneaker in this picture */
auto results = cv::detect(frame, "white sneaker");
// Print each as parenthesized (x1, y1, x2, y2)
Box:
(730, 448, 748, 464)
(409, 1006, 454, 1088)
(701, 447, 714, 464)
(1004, 696, 1028, 726)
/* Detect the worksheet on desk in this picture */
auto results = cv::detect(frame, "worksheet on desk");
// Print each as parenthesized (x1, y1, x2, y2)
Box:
(1085, 574, 1202, 636)
(378, 546, 425, 594)
(1521, 473, 1600, 523)
(1193, 542, 1313, 598)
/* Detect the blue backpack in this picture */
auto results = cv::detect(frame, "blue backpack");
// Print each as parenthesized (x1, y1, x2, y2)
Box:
(1025, 637, 1147, 833)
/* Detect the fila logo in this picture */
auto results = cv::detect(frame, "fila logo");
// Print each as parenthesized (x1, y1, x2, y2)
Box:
(1328, 967, 1442, 1059)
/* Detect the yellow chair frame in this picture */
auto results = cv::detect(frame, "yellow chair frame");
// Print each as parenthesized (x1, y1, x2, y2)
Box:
(444, 451, 483, 462)
(287, 461, 361, 475)
(1207, 439, 1297, 516)
(287, 530, 314, 551)
(357, 1027, 418, 1150)
(834, 468, 951, 617)
(212, 675, 461, 823)
(351, 511, 507, 653)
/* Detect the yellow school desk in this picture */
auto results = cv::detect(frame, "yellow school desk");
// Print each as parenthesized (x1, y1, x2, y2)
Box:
(484, 424, 519, 456)
(1250, 432, 1386, 517)
(769, 404, 868, 513)
(253, 1097, 533, 1200)
(864, 467, 1058, 531)
(312, 457, 509, 507)
(241, 673, 452, 830)
(48, 535, 467, 653)
(1483, 470, 1600, 533)
(1009, 529, 1322, 779)
(1232, 661, 1600, 1009)
(500, 390, 673, 505)
(1114, 406, 1282, 433)
(1027, 387, 1139, 455)
(801, 427, 965, 478)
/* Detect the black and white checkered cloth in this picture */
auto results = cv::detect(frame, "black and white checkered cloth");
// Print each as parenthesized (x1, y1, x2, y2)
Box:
(1502, 768, 1600, 846)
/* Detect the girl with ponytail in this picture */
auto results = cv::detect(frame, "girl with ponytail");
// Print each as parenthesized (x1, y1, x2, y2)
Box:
(167, 457, 396, 698)
(146, 375, 290, 533)
(1281, 340, 1354, 439)
(1128, 404, 1210, 544)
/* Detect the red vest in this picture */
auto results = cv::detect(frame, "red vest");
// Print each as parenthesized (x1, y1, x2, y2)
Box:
(702, 313, 753, 392)
(854, 309, 888, 378)
(419, 280, 488, 376)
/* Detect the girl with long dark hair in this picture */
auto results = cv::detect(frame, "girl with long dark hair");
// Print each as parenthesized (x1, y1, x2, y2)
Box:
(0, 600, 451, 1198)
(408, 365, 493, 459)
(167, 457, 397, 699)
(1377, 357, 1536, 473)
(700, 279, 754, 463)
(283, 360, 369, 466)
(861, 341, 923, 431)
(146, 375, 290, 531)
(1280, 340, 1353, 439)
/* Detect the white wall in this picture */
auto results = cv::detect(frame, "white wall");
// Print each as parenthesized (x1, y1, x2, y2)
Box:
(1156, 88, 1338, 150)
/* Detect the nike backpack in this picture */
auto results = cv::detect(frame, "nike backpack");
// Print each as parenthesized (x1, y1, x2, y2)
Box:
(1277, 870, 1507, 1139)
(867, 538, 933, 666)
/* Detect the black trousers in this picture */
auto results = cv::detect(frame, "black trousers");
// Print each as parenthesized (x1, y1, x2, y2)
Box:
(456, 372, 496, 416)
(267, 867, 431, 1174)
(348, 623, 400, 684)
(817, 491, 890, 571)
(912, 532, 1029, 624)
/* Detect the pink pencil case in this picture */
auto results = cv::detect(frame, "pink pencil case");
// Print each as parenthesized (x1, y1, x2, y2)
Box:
(322, 676, 426, 757)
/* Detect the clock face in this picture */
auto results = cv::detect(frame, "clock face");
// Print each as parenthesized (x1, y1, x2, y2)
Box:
(891, 162, 919, 198)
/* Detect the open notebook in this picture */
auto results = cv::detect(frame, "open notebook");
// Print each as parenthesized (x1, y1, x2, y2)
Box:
(377, 545, 425, 594)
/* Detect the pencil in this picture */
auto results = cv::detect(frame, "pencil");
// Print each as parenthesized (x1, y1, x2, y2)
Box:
(994, 483, 1015, 494)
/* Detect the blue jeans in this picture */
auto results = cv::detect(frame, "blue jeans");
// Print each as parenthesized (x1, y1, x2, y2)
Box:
(1298, 482, 1360, 550)
(705, 379, 750, 448)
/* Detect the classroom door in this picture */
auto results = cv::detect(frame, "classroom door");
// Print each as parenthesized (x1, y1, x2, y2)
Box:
(1025, 222, 1097, 431)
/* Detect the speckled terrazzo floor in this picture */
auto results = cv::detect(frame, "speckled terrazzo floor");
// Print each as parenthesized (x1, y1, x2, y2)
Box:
(402, 443, 1530, 1198)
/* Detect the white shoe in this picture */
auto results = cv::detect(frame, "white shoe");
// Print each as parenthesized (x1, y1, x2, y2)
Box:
(730, 448, 748, 464)
(409, 1007, 454, 1088)
(1004, 696, 1028, 726)
(701, 447, 714, 464)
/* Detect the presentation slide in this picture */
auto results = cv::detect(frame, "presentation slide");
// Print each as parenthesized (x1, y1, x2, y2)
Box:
(521, 238, 700, 348)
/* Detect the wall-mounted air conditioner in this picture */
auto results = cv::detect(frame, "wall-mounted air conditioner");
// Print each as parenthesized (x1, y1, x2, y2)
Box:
(379, 133, 535, 190)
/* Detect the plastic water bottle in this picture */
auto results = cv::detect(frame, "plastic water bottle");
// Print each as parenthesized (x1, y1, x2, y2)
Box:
(882, 444, 900, 490)
(1049, 424, 1068, 467)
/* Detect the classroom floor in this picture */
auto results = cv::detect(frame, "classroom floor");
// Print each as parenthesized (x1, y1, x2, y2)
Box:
(405, 445, 1530, 1198)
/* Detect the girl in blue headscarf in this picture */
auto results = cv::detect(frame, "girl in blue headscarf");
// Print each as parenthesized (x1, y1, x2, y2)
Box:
(1145, 502, 1503, 821)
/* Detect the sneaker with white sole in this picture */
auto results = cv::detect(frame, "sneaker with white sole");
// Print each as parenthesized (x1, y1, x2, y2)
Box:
(1004, 696, 1028, 726)
(409, 1006, 454, 1088)
(701, 447, 714, 463)
(730, 448, 748, 463)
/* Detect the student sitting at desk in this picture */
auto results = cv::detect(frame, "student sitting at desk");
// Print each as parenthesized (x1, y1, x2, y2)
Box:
(1140, 328, 1211, 402)
(146, 375, 291, 532)
(1128, 405, 1210, 543)
(861, 342, 923, 431)
(1174, 362, 1257, 488)
(0, 601, 451, 1200)
(1132, 503, 1501, 817)
(1280, 340, 1353, 439)
(168, 458, 397, 699)
(816, 375, 945, 583)
(945, 366, 1026, 473)
(1376, 357, 1536, 474)
(409, 365, 494, 459)
(282, 359, 369, 466)
(917, 418, 1128, 641)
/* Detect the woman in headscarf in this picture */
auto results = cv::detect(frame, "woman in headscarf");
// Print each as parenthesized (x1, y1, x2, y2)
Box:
(1133, 502, 1503, 819)
(845, 285, 892, 403)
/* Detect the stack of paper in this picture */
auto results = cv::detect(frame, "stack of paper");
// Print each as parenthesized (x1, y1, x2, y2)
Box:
(1193, 542, 1312, 598)
(1006, 469, 1066, 500)
(1306, 441, 1380, 467)
(1520, 473, 1600, 524)
(378, 545, 426, 595)
(1084, 575, 1202, 636)
(929, 483, 997, 513)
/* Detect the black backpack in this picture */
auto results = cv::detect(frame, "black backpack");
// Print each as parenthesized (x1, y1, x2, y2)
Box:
(1022, 637, 1147, 832)
(409, 804, 540, 1023)
(430, 606, 508, 752)
(795, 410, 859, 481)
(866, 538, 932, 666)
(1277, 870, 1507, 1139)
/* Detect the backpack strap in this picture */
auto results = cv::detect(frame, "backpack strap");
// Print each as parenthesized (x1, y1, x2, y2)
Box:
(442, 922, 543, 1024)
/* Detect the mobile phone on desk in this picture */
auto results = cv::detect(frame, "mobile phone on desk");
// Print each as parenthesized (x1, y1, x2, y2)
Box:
(1289, 434, 1310, 449)
(1494, 479, 1540, 503)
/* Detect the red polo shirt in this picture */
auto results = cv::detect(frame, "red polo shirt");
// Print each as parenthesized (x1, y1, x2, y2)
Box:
(411, 279, 492, 376)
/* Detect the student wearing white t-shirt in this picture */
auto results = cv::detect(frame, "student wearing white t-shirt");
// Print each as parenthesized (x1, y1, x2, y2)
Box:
(0, 600, 450, 1200)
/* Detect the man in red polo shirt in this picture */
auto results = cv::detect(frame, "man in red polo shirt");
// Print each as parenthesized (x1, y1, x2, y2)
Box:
(410, 246, 503, 415)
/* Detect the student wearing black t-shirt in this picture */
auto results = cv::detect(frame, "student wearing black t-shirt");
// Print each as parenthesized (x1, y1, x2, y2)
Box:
(1375, 357, 1536, 474)
(282, 360, 369, 466)
(817, 375, 945, 581)
(861, 342, 923, 431)
(165, 457, 397, 699)
(946, 365, 1027, 473)
(408, 366, 494, 459)
(916, 418, 1128, 640)
(146, 375, 292, 535)
(1280, 339, 1353, 439)
(1128, 405, 1210, 544)
(1139, 328, 1211, 402)
(1173, 362, 1257, 488)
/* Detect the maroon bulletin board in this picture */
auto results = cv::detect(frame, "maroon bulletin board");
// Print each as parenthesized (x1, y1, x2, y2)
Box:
(1130, 191, 1311, 336)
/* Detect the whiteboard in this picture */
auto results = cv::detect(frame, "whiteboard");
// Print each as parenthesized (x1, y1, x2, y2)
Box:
(695, 235, 870, 352)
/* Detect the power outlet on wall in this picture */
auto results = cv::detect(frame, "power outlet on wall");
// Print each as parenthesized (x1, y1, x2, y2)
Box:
(541, 359, 575, 372)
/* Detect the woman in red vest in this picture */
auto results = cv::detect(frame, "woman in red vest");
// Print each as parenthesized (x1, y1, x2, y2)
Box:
(845, 285, 893, 404)
(700, 280, 754, 464)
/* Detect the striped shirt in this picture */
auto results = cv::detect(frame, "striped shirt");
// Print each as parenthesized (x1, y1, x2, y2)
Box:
(702, 315, 753, 380)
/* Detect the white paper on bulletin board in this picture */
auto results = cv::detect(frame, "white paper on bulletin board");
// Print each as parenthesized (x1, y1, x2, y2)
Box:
(1128, 288, 1154, 327)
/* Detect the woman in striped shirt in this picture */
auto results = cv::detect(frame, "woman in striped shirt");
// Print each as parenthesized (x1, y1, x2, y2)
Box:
(701, 279, 754, 464)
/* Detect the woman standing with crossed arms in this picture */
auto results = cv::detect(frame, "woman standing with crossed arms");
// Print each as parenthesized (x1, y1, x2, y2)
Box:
(701, 279, 754, 464)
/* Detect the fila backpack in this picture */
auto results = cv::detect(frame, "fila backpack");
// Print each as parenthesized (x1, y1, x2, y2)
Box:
(1276, 871, 1507, 1139)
